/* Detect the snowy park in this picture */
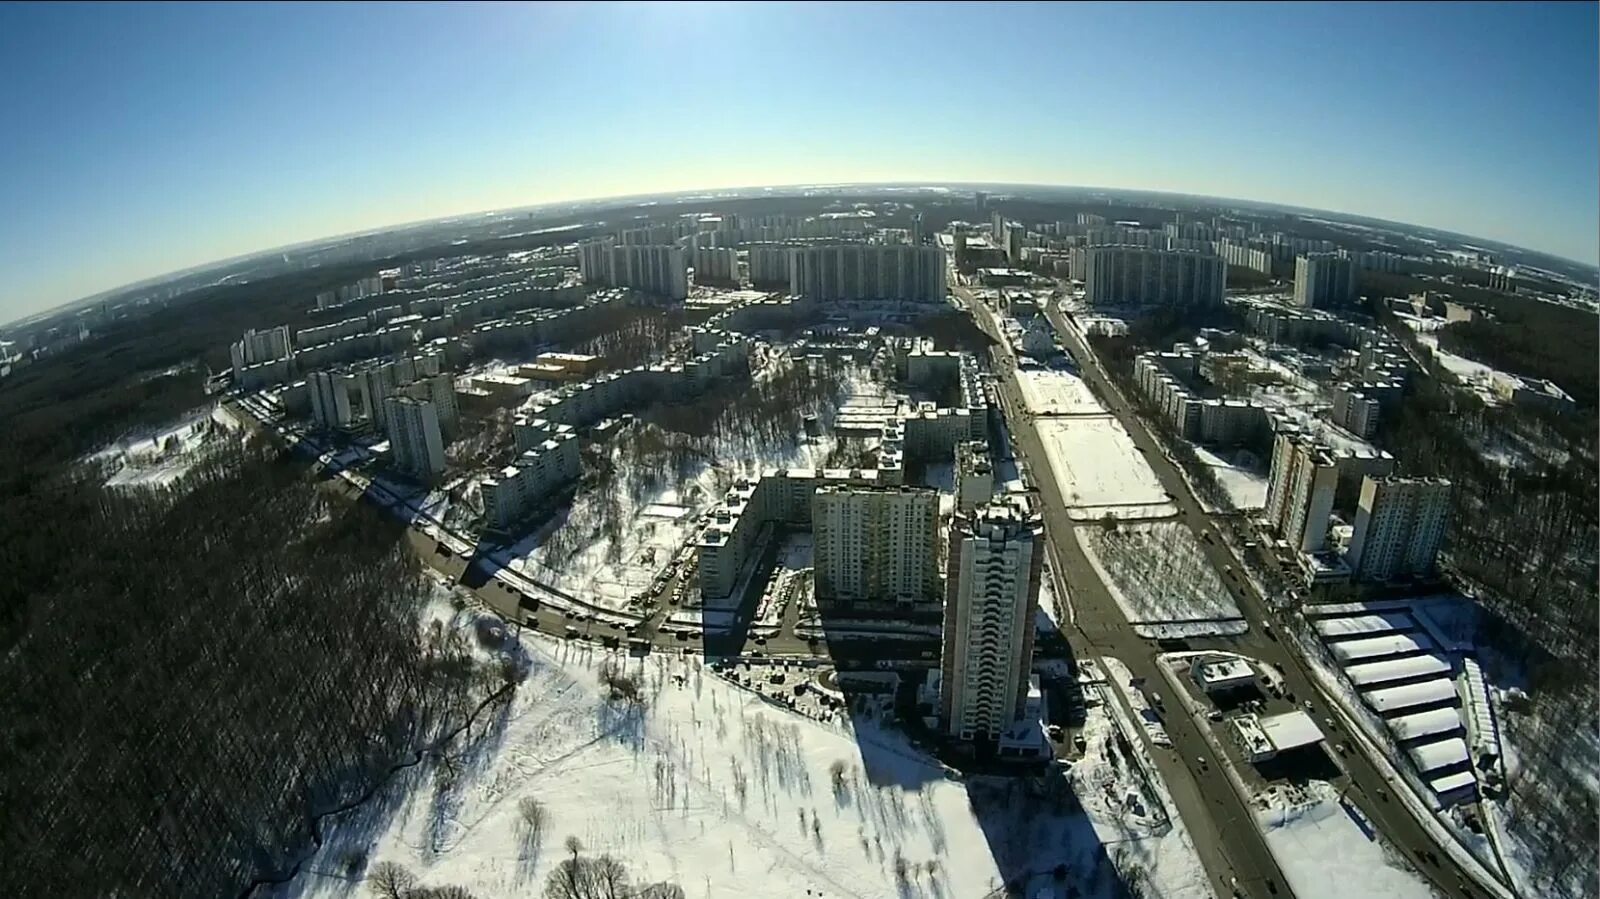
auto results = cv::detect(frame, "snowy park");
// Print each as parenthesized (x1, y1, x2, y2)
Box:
(1033, 416, 1175, 519)
(1015, 368, 1105, 417)
(264, 610, 1212, 899)
(1077, 522, 1247, 636)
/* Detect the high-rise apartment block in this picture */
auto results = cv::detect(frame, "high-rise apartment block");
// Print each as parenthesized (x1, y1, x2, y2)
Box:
(308, 369, 354, 430)
(812, 485, 940, 604)
(692, 247, 739, 285)
(401, 373, 460, 438)
(610, 245, 688, 300)
(1292, 253, 1356, 308)
(1347, 477, 1451, 581)
(229, 326, 292, 376)
(481, 428, 581, 530)
(1264, 429, 1341, 552)
(1082, 246, 1226, 308)
(955, 440, 994, 513)
(940, 499, 1044, 742)
(354, 360, 401, 428)
(789, 245, 945, 303)
(383, 395, 447, 483)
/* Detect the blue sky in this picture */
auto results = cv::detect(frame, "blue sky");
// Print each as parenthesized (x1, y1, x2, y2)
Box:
(1, 1, 1595, 319)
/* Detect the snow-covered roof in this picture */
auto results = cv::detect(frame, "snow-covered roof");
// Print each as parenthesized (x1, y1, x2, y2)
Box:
(1313, 611, 1414, 641)
(1388, 707, 1464, 742)
(1406, 736, 1471, 773)
(1364, 678, 1458, 715)
(1330, 632, 1436, 664)
(1428, 770, 1478, 799)
(1344, 654, 1452, 688)
(1260, 710, 1322, 751)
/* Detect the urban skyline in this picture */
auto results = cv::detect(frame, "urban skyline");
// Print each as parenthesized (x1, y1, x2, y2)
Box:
(1, 1, 1597, 321)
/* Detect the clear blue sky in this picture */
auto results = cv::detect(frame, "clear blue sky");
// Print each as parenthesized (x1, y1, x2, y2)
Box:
(1, 1, 1595, 319)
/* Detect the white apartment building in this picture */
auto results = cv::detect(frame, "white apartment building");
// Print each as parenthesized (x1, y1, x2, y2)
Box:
(1331, 383, 1381, 439)
(608, 244, 688, 300)
(692, 247, 739, 285)
(354, 360, 401, 428)
(576, 237, 616, 285)
(789, 244, 945, 303)
(1218, 239, 1275, 275)
(812, 486, 940, 605)
(1347, 477, 1452, 581)
(401, 372, 460, 437)
(229, 326, 292, 376)
(1081, 246, 1226, 308)
(1293, 253, 1356, 308)
(308, 369, 354, 430)
(1264, 429, 1341, 552)
(383, 395, 447, 483)
(748, 244, 797, 287)
(940, 498, 1045, 743)
(480, 432, 581, 530)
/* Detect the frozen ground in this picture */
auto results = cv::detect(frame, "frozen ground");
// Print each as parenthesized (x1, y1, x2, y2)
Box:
(1257, 782, 1438, 899)
(1077, 522, 1245, 635)
(496, 427, 838, 614)
(95, 404, 238, 490)
(1192, 446, 1268, 511)
(268, 627, 1207, 899)
(1015, 368, 1105, 417)
(1034, 416, 1173, 514)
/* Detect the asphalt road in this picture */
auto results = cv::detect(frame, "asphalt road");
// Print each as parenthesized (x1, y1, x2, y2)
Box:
(961, 284, 1492, 899)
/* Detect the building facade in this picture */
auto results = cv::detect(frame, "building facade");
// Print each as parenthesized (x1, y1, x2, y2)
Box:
(1347, 477, 1451, 581)
(383, 395, 447, 483)
(789, 244, 945, 303)
(1292, 253, 1356, 308)
(812, 485, 940, 605)
(940, 499, 1045, 742)
(1081, 246, 1225, 308)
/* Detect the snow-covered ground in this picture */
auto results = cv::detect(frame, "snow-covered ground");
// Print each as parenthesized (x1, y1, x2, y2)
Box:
(95, 404, 238, 490)
(1192, 446, 1268, 512)
(1077, 522, 1246, 636)
(1258, 782, 1438, 899)
(269, 626, 1209, 899)
(1034, 416, 1174, 517)
(1015, 368, 1105, 417)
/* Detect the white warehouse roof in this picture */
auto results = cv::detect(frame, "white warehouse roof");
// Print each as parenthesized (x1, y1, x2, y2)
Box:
(1365, 678, 1458, 715)
(1314, 611, 1415, 641)
(1406, 736, 1471, 774)
(1389, 707, 1465, 742)
(1260, 710, 1323, 752)
(1331, 632, 1437, 664)
(1429, 770, 1478, 799)
(1346, 654, 1452, 688)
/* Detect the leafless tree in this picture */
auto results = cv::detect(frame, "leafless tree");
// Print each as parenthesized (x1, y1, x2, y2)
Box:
(367, 861, 416, 899)
(519, 796, 549, 851)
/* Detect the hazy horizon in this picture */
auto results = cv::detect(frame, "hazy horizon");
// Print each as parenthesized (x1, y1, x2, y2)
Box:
(2, 1, 1596, 321)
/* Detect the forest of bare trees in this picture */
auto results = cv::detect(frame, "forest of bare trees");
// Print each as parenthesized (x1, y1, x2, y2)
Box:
(0, 436, 502, 897)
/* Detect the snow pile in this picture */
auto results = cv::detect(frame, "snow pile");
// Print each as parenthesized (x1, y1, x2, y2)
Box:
(1033, 416, 1175, 519)
(268, 633, 1206, 899)
(1077, 522, 1247, 637)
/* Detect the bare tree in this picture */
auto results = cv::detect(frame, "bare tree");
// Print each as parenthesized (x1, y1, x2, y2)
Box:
(367, 861, 416, 899)
(635, 884, 687, 899)
(519, 796, 549, 850)
(829, 759, 849, 796)
(410, 887, 480, 899)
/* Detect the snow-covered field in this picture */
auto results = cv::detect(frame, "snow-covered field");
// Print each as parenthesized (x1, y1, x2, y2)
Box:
(268, 624, 1209, 899)
(1193, 446, 1268, 511)
(95, 404, 240, 490)
(1258, 782, 1437, 899)
(1015, 369, 1105, 417)
(1077, 522, 1246, 636)
(1034, 416, 1173, 517)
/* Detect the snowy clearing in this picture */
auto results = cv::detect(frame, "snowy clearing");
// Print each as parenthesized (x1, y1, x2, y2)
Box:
(1192, 446, 1268, 512)
(96, 405, 232, 490)
(1034, 416, 1170, 510)
(1015, 369, 1105, 417)
(268, 627, 1208, 899)
(1077, 522, 1245, 633)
